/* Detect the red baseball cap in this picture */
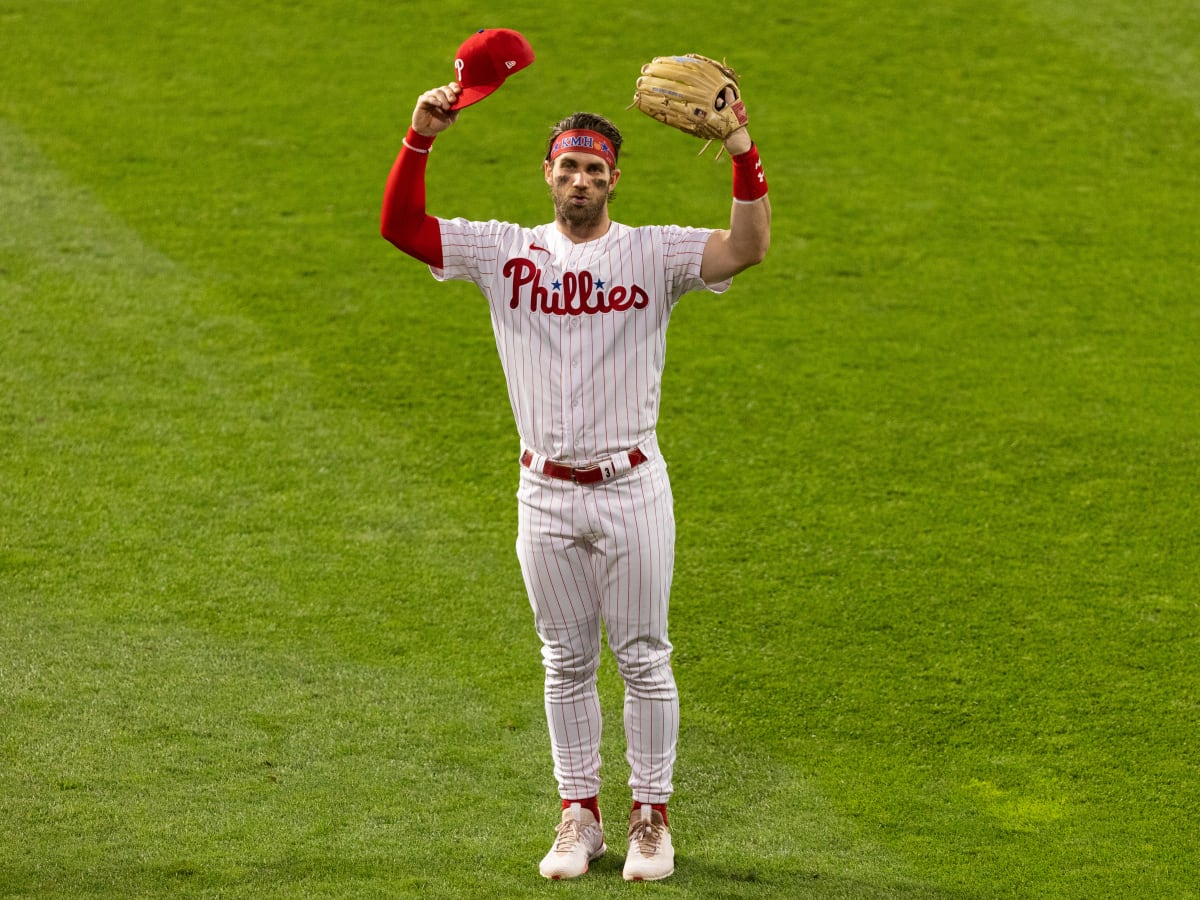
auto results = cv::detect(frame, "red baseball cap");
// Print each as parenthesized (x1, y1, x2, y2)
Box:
(450, 28, 535, 110)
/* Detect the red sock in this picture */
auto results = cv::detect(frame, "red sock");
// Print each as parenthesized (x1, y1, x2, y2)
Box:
(632, 801, 668, 827)
(563, 796, 601, 824)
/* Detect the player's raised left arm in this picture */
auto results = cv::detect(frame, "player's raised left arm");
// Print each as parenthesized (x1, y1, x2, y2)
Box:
(700, 128, 772, 285)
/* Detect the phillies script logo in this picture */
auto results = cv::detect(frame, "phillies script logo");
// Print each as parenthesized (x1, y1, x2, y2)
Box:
(503, 258, 649, 315)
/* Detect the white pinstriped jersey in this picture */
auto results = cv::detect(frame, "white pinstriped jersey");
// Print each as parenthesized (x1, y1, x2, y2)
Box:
(432, 217, 731, 463)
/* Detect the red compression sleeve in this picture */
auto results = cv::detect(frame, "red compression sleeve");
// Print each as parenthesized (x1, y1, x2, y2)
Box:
(380, 128, 444, 268)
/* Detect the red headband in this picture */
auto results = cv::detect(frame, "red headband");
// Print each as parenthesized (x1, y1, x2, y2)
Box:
(549, 129, 617, 170)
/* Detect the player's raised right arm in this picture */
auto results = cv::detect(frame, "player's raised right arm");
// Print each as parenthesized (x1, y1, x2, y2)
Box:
(380, 83, 464, 267)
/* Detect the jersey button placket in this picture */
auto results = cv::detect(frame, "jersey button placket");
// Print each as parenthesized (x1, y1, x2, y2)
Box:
(566, 319, 586, 452)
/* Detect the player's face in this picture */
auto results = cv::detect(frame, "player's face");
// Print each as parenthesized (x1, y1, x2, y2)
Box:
(545, 152, 620, 229)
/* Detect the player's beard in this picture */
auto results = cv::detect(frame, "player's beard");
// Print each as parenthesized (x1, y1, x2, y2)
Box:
(552, 183, 611, 230)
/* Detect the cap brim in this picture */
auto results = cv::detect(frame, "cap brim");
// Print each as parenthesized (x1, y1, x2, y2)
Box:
(449, 83, 501, 111)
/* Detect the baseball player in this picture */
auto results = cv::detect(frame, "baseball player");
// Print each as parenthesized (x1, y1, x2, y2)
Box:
(381, 45, 770, 881)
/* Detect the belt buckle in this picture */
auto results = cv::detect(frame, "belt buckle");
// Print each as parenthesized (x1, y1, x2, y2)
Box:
(571, 463, 600, 484)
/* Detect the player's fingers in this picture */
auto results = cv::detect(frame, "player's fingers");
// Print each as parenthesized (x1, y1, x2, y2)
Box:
(419, 83, 462, 112)
(715, 85, 739, 108)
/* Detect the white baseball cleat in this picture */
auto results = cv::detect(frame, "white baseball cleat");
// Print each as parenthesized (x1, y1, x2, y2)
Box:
(623, 806, 674, 881)
(539, 803, 606, 880)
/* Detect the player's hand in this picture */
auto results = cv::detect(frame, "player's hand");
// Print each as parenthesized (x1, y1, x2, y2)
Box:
(412, 83, 462, 136)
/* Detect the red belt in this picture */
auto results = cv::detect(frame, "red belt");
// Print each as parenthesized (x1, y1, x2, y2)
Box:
(520, 448, 648, 484)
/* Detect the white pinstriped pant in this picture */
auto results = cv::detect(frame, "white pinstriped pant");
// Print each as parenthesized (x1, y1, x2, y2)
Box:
(515, 450, 678, 805)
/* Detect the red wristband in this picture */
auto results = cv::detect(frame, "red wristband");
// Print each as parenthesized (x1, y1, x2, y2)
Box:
(403, 128, 436, 153)
(731, 144, 768, 202)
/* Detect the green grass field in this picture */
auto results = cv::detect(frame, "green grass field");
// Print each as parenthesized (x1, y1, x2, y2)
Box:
(3, 1, 1199, 897)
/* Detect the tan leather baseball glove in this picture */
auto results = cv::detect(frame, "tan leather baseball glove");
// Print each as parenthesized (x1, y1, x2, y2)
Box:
(631, 54, 749, 154)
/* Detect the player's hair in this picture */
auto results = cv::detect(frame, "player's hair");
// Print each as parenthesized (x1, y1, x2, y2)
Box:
(545, 112, 623, 167)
